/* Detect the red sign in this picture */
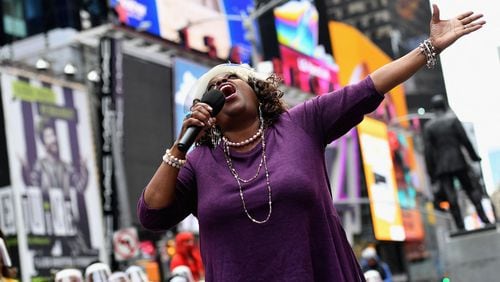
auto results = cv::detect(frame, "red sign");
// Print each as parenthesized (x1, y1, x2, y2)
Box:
(113, 228, 139, 261)
(274, 45, 340, 95)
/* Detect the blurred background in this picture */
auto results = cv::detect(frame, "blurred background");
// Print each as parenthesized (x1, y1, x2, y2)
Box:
(0, 0, 499, 281)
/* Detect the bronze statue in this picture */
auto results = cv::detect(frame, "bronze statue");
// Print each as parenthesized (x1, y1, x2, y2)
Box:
(423, 95, 491, 230)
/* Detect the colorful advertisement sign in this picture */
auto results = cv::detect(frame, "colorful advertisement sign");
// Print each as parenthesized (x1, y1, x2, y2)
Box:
(388, 130, 425, 241)
(221, 0, 253, 63)
(274, 0, 319, 57)
(358, 117, 405, 241)
(0, 68, 106, 280)
(329, 21, 409, 127)
(277, 45, 339, 95)
(112, 0, 254, 63)
(157, 0, 229, 59)
(325, 129, 362, 242)
(111, 0, 161, 36)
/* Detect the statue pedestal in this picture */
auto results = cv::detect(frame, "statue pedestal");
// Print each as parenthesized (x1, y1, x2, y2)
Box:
(444, 224, 500, 280)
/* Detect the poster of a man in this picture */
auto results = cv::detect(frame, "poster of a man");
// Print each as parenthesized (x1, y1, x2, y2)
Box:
(24, 118, 88, 196)
(1, 68, 105, 280)
(20, 117, 94, 257)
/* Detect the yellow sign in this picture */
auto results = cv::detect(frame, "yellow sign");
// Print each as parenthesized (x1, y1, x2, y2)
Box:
(358, 117, 405, 241)
(12, 80, 56, 104)
(328, 21, 409, 127)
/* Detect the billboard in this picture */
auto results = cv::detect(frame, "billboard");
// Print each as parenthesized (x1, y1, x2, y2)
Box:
(121, 54, 174, 227)
(111, 0, 161, 36)
(173, 58, 210, 138)
(274, 0, 319, 57)
(388, 130, 425, 241)
(358, 117, 405, 241)
(329, 21, 409, 127)
(111, 0, 254, 63)
(0, 68, 106, 280)
(160, 0, 254, 62)
(325, 129, 362, 242)
(220, 0, 253, 63)
(277, 45, 339, 95)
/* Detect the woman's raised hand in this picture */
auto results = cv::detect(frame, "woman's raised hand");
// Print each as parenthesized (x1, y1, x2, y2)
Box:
(429, 4, 485, 53)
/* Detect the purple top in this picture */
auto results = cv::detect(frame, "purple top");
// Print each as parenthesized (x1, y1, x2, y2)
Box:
(138, 76, 383, 281)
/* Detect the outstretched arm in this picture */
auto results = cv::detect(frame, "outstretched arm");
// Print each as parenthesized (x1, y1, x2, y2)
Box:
(371, 4, 485, 94)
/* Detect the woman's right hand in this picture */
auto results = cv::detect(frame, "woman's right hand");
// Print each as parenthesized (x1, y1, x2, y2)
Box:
(177, 102, 216, 145)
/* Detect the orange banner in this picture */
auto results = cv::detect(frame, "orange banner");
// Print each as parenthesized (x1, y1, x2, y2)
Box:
(328, 21, 409, 127)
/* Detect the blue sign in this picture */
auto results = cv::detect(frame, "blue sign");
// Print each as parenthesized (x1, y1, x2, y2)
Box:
(173, 58, 210, 138)
(222, 0, 253, 64)
(110, 0, 160, 36)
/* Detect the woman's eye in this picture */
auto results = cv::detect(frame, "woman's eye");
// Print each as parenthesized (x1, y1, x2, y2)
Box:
(228, 74, 238, 79)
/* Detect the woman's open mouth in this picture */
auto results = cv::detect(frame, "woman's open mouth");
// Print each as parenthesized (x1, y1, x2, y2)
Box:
(219, 83, 236, 100)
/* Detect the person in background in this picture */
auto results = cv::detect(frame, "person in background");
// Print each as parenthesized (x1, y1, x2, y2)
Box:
(423, 94, 492, 230)
(170, 232, 204, 281)
(125, 265, 150, 282)
(138, 5, 485, 281)
(168, 265, 195, 282)
(54, 268, 83, 282)
(84, 262, 111, 282)
(364, 270, 383, 282)
(108, 271, 131, 282)
(360, 247, 392, 282)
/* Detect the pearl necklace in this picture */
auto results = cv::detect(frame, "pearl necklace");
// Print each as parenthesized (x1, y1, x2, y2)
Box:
(222, 128, 272, 224)
(222, 126, 263, 147)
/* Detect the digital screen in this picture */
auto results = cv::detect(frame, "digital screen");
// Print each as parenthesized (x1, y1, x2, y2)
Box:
(278, 45, 339, 95)
(110, 0, 161, 36)
(274, 0, 318, 57)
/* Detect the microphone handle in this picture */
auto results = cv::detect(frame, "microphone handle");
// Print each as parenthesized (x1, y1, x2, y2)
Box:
(177, 126, 202, 152)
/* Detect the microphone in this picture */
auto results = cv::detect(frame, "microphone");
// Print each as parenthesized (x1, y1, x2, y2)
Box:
(178, 89, 225, 152)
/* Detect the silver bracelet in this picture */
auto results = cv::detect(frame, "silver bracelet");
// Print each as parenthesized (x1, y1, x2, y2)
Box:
(419, 39, 437, 69)
(162, 149, 186, 169)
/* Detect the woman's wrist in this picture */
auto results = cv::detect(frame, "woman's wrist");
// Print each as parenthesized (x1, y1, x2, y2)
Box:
(170, 143, 187, 159)
(419, 38, 438, 69)
(162, 145, 187, 169)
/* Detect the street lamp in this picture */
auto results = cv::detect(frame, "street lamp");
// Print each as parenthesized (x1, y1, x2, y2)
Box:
(87, 69, 100, 83)
(35, 58, 51, 71)
(63, 62, 77, 76)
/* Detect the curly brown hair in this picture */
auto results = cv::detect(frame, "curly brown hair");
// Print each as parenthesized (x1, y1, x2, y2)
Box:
(196, 73, 287, 148)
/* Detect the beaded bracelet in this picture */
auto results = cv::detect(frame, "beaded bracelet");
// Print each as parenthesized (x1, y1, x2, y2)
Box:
(419, 39, 437, 69)
(162, 149, 187, 169)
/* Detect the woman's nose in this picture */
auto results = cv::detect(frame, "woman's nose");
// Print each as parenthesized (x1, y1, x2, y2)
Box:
(216, 78, 228, 87)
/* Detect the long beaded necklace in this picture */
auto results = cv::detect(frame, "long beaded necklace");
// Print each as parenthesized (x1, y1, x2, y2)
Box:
(222, 122, 272, 224)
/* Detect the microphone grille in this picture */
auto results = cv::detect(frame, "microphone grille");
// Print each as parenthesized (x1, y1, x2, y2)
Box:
(201, 89, 225, 116)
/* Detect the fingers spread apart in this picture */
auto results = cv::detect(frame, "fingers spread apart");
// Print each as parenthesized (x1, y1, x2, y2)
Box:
(459, 12, 485, 34)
